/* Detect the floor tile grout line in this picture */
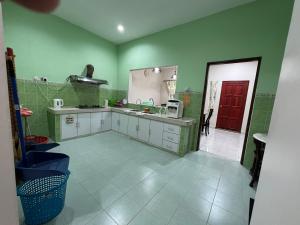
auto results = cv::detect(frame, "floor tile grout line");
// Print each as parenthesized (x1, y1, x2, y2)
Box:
(78, 152, 158, 224)
(101, 160, 172, 225)
(42, 132, 252, 225)
(103, 208, 120, 225)
(123, 178, 170, 225)
(205, 175, 221, 225)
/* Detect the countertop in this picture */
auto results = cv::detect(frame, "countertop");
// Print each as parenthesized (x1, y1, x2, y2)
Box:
(48, 107, 195, 127)
(253, 133, 268, 143)
(48, 107, 111, 114)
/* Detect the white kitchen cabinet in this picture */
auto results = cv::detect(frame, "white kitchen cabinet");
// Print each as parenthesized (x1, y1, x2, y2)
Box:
(162, 140, 179, 153)
(101, 112, 112, 131)
(119, 114, 129, 134)
(163, 132, 180, 144)
(149, 120, 164, 147)
(163, 123, 181, 134)
(127, 116, 139, 138)
(112, 112, 119, 131)
(61, 114, 77, 140)
(91, 112, 102, 133)
(77, 113, 91, 136)
(138, 118, 150, 142)
(91, 112, 112, 133)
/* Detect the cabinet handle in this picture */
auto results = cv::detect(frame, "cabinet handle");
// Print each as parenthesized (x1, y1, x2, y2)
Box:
(76, 122, 80, 128)
(136, 125, 139, 131)
(118, 120, 120, 126)
(149, 129, 151, 136)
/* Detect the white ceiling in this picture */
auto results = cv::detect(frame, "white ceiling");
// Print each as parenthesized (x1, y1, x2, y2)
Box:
(53, 0, 255, 44)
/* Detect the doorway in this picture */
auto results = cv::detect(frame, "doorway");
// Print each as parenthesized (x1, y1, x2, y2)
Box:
(197, 57, 261, 162)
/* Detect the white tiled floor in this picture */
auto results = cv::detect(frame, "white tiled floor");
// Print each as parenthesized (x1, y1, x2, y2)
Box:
(19, 131, 255, 225)
(199, 128, 245, 161)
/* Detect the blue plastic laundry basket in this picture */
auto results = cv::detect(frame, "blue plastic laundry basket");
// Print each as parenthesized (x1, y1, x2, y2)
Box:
(17, 171, 70, 225)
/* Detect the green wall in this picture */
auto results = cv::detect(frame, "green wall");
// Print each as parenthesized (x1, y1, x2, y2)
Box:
(3, 2, 118, 88)
(2, 0, 294, 169)
(117, 0, 294, 168)
(117, 0, 293, 92)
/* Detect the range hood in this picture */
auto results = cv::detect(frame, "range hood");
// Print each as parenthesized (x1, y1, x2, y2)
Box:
(67, 75, 108, 86)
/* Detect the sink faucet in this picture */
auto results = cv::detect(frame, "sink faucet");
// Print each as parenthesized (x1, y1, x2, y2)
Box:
(149, 98, 154, 106)
(136, 98, 142, 104)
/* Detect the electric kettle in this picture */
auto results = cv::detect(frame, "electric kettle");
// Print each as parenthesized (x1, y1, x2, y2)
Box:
(53, 99, 64, 109)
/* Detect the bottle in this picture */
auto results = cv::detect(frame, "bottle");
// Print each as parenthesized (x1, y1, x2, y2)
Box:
(104, 99, 109, 108)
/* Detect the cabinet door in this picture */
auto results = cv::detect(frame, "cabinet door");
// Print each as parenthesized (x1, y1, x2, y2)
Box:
(149, 120, 164, 147)
(138, 118, 150, 142)
(61, 114, 77, 140)
(77, 113, 91, 136)
(162, 140, 179, 153)
(127, 116, 139, 138)
(112, 112, 120, 131)
(91, 112, 102, 133)
(101, 112, 112, 131)
(119, 114, 129, 134)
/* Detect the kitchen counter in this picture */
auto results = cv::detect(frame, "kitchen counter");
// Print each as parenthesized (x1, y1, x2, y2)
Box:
(48, 107, 195, 127)
(112, 107, 195, 127)
(48, 107, 111, 114)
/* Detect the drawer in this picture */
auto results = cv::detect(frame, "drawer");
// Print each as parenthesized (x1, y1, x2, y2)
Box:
(163, 131, 180, 144)
(163, 124, 181, 134)
(162, 140, 179, 153)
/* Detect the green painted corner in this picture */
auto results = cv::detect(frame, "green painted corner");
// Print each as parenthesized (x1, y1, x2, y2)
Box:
(178, 126, 190, 157)
(177, 92, 203, 151)
(47, 112, 61, 142)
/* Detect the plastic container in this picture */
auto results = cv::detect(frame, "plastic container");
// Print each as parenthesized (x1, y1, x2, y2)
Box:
(16, 151, 70, 181)
(17, 171, 70, 225)
(25, 135, 49, 145)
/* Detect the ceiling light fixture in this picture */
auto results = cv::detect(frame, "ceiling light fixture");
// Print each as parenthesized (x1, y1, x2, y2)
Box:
(117, 24, 125, 33)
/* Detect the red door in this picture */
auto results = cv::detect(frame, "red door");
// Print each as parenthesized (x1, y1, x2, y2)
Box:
(216, 81, 249, 132)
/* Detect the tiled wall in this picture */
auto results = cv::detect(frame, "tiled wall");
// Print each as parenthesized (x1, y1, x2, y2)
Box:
(16, 79, 121, 136)
(243, 93, 275, 169)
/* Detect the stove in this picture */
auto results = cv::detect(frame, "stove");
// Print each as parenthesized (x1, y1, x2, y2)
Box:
(77, 105, 103, 109)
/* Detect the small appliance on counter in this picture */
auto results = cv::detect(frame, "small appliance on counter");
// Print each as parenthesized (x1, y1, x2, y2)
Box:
(166, 99, 183, 118)
(53, 99, 64, 109)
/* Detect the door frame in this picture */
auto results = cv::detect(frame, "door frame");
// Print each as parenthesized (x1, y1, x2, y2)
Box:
(197, 57, 262, 165)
